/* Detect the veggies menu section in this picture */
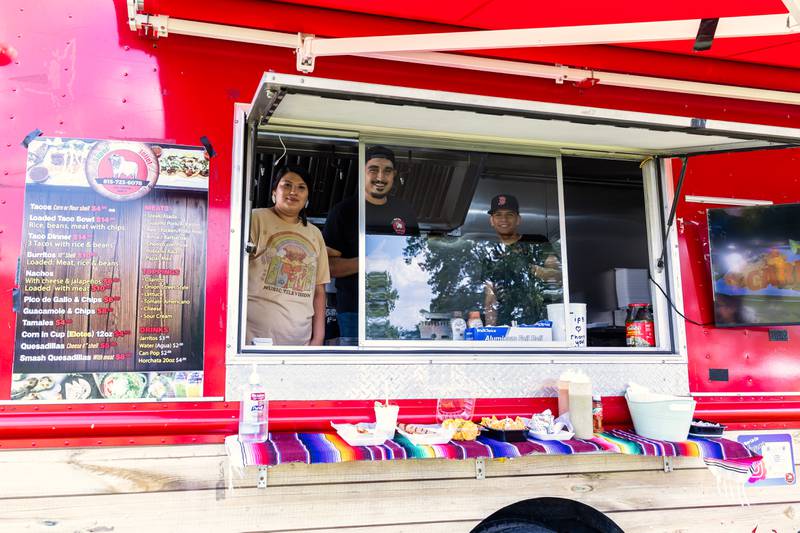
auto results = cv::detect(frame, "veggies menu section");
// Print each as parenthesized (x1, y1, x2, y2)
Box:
(11, 137, 208, 401)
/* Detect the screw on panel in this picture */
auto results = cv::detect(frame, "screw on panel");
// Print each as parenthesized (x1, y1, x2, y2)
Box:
(257, 466, 268, 488)
(475, 458, 486, 480)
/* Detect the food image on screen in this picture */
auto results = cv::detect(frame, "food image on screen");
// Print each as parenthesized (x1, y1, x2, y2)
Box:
(708, 203, 800, 326)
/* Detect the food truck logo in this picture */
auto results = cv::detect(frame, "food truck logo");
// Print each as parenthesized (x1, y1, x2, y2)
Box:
(85, 141, 159, 201)
(391, 217, 407, 235)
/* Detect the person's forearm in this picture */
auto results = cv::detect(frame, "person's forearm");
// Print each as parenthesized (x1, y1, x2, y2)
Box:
(310, 285, 327, 346)
(329, 256, 359, 277)
(484, 284, 497, 326)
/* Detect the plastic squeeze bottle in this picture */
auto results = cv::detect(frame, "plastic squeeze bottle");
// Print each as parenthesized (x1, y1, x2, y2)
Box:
(450, 311, 467, 340)
(557, 370, 574, 417)
(569, 372, 593, 439)
(238, 365, 268, 443)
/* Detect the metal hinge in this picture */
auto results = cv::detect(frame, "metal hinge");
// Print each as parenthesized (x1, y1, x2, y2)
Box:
(296, 34, 316, 73)
(663, 456, 674, 473)
(475, 458, 486, 480)
(257, 466, 268, 488)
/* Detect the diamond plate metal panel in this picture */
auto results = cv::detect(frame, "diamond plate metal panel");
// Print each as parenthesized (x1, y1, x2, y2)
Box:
(226, 362, 688, 400)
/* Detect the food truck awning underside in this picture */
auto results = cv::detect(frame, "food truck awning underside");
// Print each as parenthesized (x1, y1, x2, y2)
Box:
(253, 73, 800, 157)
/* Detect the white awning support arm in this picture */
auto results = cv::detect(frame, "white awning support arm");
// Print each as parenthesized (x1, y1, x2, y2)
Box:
(301, 14, 799, 59)
(124, 5, 800, 106)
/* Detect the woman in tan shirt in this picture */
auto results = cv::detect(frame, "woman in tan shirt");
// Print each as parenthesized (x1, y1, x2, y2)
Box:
(246, 166, 330, 346)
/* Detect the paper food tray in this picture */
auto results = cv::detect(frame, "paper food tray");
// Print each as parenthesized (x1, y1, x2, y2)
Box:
(528, 429, 575, 441)
(396, 424, 456, 445)
(331, 422, 392, 447)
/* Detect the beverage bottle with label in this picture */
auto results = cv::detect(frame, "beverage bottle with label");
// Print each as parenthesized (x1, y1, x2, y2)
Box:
(592, 394, 604, 433)
(238, 365, 268, 443)
(450, 311, 467, 340)
(467, 311, 483, 329)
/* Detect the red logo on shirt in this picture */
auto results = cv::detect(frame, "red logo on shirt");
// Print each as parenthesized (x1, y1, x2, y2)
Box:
(391, 217, 406, 235)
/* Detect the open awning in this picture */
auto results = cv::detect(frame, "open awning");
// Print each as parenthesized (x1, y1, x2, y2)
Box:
(251, 73, 800, 158)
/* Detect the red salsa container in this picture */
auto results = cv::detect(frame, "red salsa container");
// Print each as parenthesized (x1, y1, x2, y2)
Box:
(626, 303, 655, 347)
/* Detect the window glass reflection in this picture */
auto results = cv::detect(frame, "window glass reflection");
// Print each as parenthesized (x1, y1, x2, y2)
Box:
(365, 147, 563, 342)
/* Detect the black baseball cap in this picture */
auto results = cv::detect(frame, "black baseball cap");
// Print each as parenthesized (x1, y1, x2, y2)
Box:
(365, 145, 396, 165)
(488, 194, 520, 215)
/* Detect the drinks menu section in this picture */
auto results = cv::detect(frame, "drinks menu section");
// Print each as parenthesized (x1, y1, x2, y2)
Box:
(11, 137, 208, 401)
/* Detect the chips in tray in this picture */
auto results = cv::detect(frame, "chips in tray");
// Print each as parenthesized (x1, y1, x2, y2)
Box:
(441, 418, 480, 441)
(480, 416, 527, 431)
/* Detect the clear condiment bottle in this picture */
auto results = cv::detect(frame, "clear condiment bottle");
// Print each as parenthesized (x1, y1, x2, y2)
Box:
(569, 372, 593, 439)
(238, 365, 268, 443)
(450, 311, 467, 340)
(466, 311, 483, 329)
(592, 394, 604, 433)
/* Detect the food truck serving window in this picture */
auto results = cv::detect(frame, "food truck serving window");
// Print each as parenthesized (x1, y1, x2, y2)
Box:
(228, 73, 800, 358)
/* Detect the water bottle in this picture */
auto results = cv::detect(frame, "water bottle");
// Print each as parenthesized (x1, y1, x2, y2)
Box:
(238, 365, 268, 443)
(450, 311, 466, 340)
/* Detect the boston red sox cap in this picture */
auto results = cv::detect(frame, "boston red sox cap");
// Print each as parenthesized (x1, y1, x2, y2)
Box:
(487, 194, 520, 215)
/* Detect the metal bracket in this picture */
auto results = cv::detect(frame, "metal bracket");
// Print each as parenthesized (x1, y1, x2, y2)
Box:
(257, 466, 268, 489)
(475, 458, 486, 480)
(663, 456, 674, 473)
(296, 33, 316, 73)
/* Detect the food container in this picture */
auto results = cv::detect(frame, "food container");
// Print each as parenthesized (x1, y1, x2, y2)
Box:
(374, 402, 399, 436)
(528, 429, 575, 441)
(331, 422, 392, 447)
(396, 423, 456, 445)
(480, 426, 529, 442)
(625, 392, 696, 442)
(689, 419, 726, 438)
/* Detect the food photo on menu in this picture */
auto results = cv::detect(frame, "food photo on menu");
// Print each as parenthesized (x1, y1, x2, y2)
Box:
(11, 371, 204, 401)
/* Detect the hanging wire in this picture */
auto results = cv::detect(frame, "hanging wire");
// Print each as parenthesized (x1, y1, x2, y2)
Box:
(273, 135, 287, 167)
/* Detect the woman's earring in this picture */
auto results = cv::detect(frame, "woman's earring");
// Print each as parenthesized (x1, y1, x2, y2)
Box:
(305, 200, 309, 208)
(271, 194, 276, 203)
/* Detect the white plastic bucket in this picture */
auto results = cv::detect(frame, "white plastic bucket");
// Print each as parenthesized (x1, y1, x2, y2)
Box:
(625, 394, 696, 441)
(546, 303, 587, 347)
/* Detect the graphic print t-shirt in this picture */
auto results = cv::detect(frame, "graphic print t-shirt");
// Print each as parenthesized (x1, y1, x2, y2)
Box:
(246, 208, 330, 345)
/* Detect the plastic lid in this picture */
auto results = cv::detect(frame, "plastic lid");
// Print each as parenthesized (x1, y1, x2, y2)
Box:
(248, 364, 261, 385)
(592, 394, 601, 401)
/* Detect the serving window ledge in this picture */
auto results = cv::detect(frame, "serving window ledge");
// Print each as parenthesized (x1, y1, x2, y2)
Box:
(225, 429, 762, 489)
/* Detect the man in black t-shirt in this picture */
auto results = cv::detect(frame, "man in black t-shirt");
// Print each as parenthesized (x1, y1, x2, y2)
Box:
(323, 146, 418, 338)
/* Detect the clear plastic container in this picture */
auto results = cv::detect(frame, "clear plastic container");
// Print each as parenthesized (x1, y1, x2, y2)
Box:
(569, 374, 593, 439)
(238, 365, 268, 443)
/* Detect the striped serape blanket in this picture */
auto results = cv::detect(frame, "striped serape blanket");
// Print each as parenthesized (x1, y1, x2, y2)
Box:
(225, 428, 760, 468)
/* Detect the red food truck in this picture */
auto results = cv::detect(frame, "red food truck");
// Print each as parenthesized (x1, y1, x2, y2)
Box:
(1, 1, 799, 531)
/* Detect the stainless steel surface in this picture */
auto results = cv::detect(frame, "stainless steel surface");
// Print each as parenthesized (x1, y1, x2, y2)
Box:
(226, 361, 689, 400)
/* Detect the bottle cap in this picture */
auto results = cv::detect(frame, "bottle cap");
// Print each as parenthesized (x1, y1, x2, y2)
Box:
(468, 311, 481, 319)
(452, 311, 463, 318)
(592, 394, 601, 401)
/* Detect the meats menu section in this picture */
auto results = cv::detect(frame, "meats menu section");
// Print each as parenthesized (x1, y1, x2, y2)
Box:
(11, 137, 208, 401)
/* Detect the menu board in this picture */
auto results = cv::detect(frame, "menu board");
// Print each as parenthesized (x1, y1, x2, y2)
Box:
(11, 137, 208, 401)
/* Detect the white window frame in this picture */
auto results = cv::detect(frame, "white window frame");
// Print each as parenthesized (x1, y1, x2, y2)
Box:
(228, 121, 682, 362)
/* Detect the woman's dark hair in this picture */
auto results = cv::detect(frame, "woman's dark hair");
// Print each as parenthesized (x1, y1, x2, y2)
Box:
(271, 165, 311, 226)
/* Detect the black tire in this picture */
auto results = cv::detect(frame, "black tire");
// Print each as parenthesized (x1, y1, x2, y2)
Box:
(471, 519, 556, 533)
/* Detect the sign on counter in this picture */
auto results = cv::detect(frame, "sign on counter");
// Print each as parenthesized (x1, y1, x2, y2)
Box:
(738, 433, 796, 486)
(11, 137, 208, 401)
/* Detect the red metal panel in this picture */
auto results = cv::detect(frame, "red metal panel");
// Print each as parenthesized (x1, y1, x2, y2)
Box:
(1, 0, 799, 444)
(674, 151, 800, 394)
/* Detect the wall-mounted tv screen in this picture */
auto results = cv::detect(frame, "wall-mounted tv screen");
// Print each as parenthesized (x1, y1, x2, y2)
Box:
(708, 202, 800, 327)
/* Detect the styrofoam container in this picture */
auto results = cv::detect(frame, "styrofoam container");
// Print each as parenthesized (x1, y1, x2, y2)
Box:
(625, 393, 696, 442)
